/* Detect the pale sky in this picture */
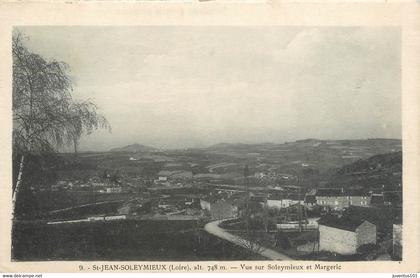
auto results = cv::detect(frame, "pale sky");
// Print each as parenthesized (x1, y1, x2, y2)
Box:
(18, 26, 401, 151)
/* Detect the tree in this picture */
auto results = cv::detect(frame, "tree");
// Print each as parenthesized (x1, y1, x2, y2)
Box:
(68, 100, 110, 155)
(237, 221, 266, 255)
(12, 31, 110, 218)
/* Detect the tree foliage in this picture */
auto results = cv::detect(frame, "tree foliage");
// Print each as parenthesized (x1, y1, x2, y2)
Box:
(12, 30, 110, 217)
(12, 31, 110, 156)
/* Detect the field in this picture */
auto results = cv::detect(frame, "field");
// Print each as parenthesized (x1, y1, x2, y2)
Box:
(12, 220, 265, 261)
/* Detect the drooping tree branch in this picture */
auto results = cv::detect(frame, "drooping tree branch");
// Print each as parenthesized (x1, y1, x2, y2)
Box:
(12, 30, 111, 218)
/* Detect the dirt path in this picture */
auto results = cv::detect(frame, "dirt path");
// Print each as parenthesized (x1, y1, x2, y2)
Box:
(204, 218, 293, 260)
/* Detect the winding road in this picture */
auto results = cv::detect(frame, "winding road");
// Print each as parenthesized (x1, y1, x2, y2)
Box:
(204, 219, 293, 260)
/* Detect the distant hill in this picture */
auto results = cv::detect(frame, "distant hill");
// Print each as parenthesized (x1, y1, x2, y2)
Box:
(110, 143, 157, 153)
(207, 138, 400, 149)
(206, 142, 275, 150)
(336, 151, 402, 176)
(207, 142, 250, 150)
(327, 151, 402, 190)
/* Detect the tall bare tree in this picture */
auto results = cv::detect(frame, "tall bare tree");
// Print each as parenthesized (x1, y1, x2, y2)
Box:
(12, 31, 110, 217)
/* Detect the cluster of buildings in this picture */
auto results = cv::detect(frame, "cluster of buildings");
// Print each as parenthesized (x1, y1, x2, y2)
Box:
(50, 176, 129, 193)
(315, 205, 402, 258)
(288, 188, 402, 258)
(304, 188, 402, 210)
(229, 187, 401, 212)
(50, 162, 402, 260)
(195, 186, 402, 259)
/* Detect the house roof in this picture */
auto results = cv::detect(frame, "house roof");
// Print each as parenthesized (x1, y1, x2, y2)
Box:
(318, 215, 372, 232)
(343, 206, 402, 231)
(315, 188, 343, 197)
(346, 189, 370, 196)
(315, 188, 370, 197)
(268, 193, 303, 201)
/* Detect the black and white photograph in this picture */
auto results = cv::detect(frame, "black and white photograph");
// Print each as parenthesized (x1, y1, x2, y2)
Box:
(9, 25, 405, 263)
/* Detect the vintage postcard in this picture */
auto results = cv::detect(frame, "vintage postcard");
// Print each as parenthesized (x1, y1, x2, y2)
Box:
(0, 1, 419, 274)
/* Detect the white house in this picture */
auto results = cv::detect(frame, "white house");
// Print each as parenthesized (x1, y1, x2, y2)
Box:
(393, 223, 402, 260)
(318, 215, 376, 255)
(267, 193, 303, 209)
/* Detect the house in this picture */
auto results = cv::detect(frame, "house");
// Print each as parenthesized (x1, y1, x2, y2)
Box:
(315, 188, 371, 211)
(315, 188, 345, 210)
(184, 198, 193, 206)
(106, 187, 122, 193)
(200, 197, 238, 220)
(345, 190, 372, 207)
(318, 215, 376, 255)
(200, 199, 211, 211)
(185, 197, 201, 209)
(392, 223, 402, 260)
(266, 193, 303, 209)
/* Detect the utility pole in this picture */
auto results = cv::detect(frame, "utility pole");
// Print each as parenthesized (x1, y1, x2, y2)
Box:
(244, 165, 250, 241)
(91, 182, 95, 204)
(297, 174, 302, 233)
(264, 182, 269, 233)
